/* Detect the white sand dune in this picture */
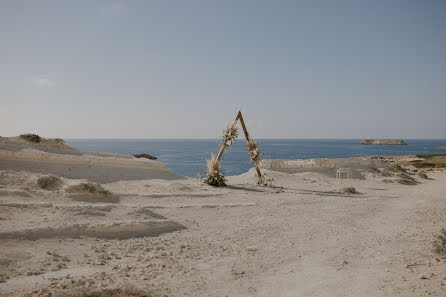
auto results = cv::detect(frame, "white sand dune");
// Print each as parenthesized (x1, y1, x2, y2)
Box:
(0, 137, 183, 182)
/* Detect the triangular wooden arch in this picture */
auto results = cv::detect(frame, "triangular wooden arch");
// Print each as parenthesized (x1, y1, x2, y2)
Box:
(215, 110, 262, 180)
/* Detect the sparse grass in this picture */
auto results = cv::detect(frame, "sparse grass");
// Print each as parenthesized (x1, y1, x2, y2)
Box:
(19, 133, 42, 143)
(381, 179, 394, 184)
(433, 228, 446, 254)
(340, 187, 358, 194)
(65, 183, 112, 197)
(415, 153, 446, 159)
(63, 287, 153, 297)
(417, 172, 428, 179)
(36, 175, 60, 189)
(396, 178, 416, 185)
(54, 138, 65, 143)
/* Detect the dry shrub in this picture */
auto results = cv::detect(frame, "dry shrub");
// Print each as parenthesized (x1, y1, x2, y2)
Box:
(37, 175, 60, 189)
(20, 133, 42, 143)
(396, 178, 416, 185)
(417, 172, 428, 179)
(341, 187, 358, 194)
(65, 183, 112, 197)
(433, 229, 446, 254)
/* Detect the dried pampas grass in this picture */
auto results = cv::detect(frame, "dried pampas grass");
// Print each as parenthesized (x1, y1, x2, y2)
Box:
(204, 154, 226, 187)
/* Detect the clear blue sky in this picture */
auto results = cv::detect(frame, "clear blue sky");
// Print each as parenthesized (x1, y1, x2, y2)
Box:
(1, 0, 445, 138)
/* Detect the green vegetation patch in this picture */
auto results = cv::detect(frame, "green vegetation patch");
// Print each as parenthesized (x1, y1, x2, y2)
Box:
(415, 153, 446, 159)
(411, 162, 446, 168)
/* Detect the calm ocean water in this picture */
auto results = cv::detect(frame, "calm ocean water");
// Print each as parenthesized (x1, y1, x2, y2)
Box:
(65, 139, 446, 177)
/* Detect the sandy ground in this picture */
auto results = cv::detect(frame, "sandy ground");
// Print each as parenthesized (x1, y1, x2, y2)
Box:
(0, 138, 445, 297)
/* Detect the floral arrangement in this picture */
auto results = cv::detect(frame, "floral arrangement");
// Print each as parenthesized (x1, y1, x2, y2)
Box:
(221, 124, 238, 147)
(204, 153, 226, 187)
(247, 139, 261, 164)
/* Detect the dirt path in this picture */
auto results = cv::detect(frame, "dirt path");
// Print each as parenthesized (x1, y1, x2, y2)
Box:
(251, 174, 446, 297)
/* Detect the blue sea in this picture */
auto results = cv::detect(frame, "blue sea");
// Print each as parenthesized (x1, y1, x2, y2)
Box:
(65, 139, 446, 177)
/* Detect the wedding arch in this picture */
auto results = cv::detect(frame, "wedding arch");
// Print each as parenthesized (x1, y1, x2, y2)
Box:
(204, 110, 262, 186)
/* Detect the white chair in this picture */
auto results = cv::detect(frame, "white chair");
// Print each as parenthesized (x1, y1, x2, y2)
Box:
(336, 168, 352, 179)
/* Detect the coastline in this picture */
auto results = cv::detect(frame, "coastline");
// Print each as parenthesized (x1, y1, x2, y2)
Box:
(64, 138, 446, 177)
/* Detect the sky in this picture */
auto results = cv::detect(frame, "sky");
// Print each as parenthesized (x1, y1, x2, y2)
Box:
(1, 0, 445, 139)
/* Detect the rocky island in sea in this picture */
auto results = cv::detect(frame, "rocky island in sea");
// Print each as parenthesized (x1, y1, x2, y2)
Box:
(361, 139, 407, 145)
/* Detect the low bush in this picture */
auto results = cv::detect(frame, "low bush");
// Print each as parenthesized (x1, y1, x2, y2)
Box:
(65, 183, 112, 197)
(19, 133, 42, 143)
(37, 175, 60, 189)
(341, 187, 358, 194)
(433, 229, 446, 254)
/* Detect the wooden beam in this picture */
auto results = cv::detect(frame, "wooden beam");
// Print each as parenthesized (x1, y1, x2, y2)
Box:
(237, 111, 251, 142)
(237, 111, 262, 180)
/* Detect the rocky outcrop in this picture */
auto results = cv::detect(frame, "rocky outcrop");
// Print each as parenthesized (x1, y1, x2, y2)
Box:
(133, 153, 157, 160)
(361, 139, 407, 145)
